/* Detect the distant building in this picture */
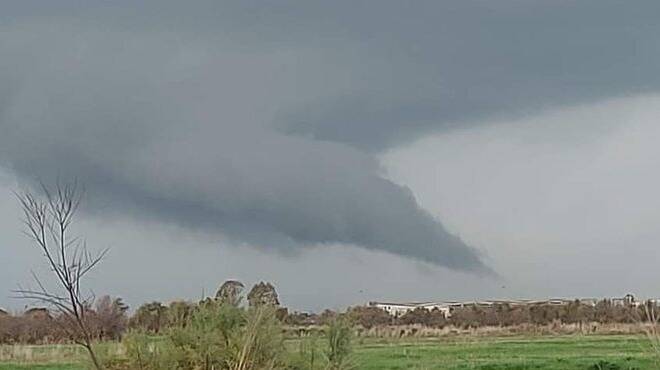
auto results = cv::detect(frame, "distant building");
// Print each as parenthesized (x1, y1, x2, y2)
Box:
(612, 294, 637, 307)
(370, 294, 641, 317)
(369, 301, 451, 318)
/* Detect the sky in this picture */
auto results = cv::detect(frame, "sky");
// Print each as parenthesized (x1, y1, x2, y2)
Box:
(1, 1, 660, 312)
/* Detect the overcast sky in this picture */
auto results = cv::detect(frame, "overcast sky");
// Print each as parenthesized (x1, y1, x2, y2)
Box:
(2, 1, 660, 312)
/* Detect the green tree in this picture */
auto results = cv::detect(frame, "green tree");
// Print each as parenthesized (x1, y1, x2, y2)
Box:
(131, 302, 168, 333)
(216, 280, 245, 307)
(247, 282, 280, 308)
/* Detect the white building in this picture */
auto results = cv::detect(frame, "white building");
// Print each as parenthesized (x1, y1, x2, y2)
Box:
(370, 294, 644, 318)
(369, 301, 452, 317)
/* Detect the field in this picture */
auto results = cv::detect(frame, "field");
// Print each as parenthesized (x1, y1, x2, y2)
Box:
(0, 334, 657, 370)
(355, 335, 654, 369)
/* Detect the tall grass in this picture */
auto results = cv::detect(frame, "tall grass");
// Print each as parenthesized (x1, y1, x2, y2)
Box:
(0, 344, 85, 363)
(230, 306, 284, 370)
(639, 303, 660, 369)
(290, 334, 319, 370)
(325, 319, 354, 370)
(119, 303, 286, 370)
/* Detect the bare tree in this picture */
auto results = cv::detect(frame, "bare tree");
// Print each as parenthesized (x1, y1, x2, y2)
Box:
(92, 296, 129, 340)
(14, 182, 107, 370)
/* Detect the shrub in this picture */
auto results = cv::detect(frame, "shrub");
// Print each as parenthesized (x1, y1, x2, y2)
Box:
(130, 302, 169, 334)
(89, 296, 129, 340)
(397, 307, 447, 328)
(166, 301, 194, 329)
(123, 302, 286, 370)
(285, 311, 319, 327)
(229, 305, 286, 369)
(325, 318, 354, 370)
(247, 282, 280, 308)
(120, 330, 180, 370)
(346, 306, 390, 329)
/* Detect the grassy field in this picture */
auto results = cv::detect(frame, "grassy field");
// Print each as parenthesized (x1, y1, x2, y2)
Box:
(0, 334, 657, 369)
(354, 335, 654, 369)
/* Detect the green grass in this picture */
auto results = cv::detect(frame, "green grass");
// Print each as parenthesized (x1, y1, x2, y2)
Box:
(1, 334, 658, 369)
(351, 335, 655, 369)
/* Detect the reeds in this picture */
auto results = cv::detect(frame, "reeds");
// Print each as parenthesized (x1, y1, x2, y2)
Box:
(325, 318, 354, 370)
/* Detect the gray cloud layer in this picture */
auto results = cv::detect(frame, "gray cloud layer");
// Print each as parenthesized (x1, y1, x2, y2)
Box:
(0, 18, 488, 272)
(2, 1, 659, 273)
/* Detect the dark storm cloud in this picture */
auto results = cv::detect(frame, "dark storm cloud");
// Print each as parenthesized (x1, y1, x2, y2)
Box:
(0, 20, 489, 273)
(268, 1, 660, 150)
(5, 1, 655, 150)
(2, 1, 658, 273)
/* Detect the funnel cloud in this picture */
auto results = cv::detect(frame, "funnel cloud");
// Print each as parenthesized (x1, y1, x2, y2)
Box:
(0, 17, 490, 272)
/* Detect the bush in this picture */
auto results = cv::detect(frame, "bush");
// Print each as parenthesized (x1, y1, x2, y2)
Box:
(397, 308, 447, 328)
(325, 318, 354, 370)
(123, 302, 286, 370)
(285, 311, 319, 327)
(230, 305, 286, 369)
(130, 302, 168, 334)
(166, 301, 194, 329)
(89, 296, 129, 340)
(109, 331, 177, 370)
(346, 306, 390, 329)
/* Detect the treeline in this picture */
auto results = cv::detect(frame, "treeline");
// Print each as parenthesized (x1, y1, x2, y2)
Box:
(448, 300, 655, 328)
(338, 299, 660, 330)
(0, 296, 128, 344)
(3, 287, 659, 344)
(129, 298, 660, 334)
(0, 280, 284, 344)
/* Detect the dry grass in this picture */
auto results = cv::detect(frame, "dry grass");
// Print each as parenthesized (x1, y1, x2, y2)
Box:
(0, 343, 124, 364)
(356, 322, 653, 339)
(0, 344, 84, 363)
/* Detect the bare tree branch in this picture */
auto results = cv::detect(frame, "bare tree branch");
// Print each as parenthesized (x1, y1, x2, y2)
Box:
(13, 181, 105, 370)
